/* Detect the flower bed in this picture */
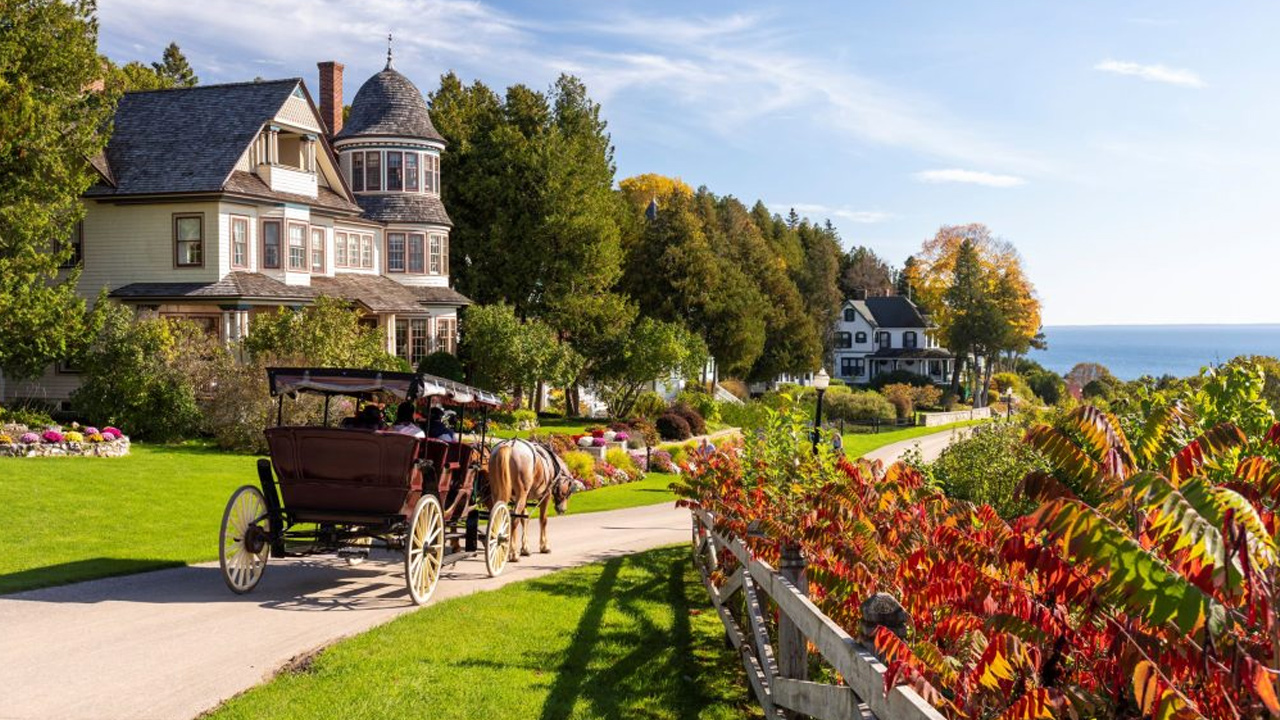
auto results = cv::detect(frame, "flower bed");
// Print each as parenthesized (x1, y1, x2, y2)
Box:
(0, 423, 131, 458)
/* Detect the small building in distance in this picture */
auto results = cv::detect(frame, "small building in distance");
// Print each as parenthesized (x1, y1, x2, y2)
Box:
(832, 294, 954, 385)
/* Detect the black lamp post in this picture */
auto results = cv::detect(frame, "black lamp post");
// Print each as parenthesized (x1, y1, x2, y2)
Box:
(1004, 388, 1014, 420)
(812, 368, 830, 454)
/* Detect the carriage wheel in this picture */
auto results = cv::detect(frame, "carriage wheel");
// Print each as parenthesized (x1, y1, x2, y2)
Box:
(405, 494, 445, 605)
(485, 502, 512, 578)
(219, 485, 272, 594)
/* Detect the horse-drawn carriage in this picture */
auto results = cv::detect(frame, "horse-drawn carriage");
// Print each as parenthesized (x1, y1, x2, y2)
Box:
(217, 367, 511, 605)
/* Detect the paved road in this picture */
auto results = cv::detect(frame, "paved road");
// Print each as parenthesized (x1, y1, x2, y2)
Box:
(861, 424, 975, 466)
(0, 426, 970, 720)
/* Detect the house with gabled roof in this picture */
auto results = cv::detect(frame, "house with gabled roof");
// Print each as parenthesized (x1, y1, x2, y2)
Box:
(4, 53, 472, 406)
(832, 294, 954, 385)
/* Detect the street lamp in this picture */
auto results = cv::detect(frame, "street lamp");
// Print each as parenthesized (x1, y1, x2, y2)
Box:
(812, 368, 830, 454)
(1004, 388, 1014, 420)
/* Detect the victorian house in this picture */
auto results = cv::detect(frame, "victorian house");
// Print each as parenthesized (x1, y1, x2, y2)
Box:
(3, 53, 471, 405)
(832, 295, 954, 385)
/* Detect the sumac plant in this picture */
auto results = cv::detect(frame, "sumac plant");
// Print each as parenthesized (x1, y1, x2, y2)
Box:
(674, 401, 1280, 719)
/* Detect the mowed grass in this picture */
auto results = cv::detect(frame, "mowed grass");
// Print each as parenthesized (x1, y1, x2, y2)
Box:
(0, 444, 257, 594)
(490, 416, 594, 440)
(563, 472, 678, 515)
(841, 419, 986, 458)
(209, 545, 760, 720)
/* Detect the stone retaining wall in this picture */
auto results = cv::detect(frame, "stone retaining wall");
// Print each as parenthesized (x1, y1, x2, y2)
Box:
(0, 430, 131, 458)
(916, 407, 992, 427)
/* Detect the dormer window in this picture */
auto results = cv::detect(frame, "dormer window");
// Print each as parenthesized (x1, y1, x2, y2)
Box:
(843, 308, 856, 322)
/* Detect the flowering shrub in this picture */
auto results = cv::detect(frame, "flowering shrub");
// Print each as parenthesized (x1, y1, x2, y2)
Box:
(628, 450, 648, 472)
(0, 434, 11, 444)
(590, 428, 605, 439)
(41, 430, 64, 444)
(64, 431, 84, 443)
(103, 426, 122, 437)
(19, 432, 39, 444)
(563, 450, 597, 482)
(649, 449, 676, 473)
(605, 448, 638, 474)
(614, 431, 630, 442)
(591, 437, 607, 447)
(577, 436, 595, 448)
(87, 433, 105, 443)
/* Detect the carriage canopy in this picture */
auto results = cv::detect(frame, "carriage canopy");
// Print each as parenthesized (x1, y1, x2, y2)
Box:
(266, 367, 502, 408)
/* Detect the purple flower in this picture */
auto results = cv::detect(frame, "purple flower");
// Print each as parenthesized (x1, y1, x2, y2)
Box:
(41, 430, 64, 444)
(615, 432, 629, 441)
(84, 427, 100, 436)
(19, 432, 39, 444)
(592, 437, 607, 447)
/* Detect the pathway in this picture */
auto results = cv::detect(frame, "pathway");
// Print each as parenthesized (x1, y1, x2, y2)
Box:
(0, 425, 969, 720)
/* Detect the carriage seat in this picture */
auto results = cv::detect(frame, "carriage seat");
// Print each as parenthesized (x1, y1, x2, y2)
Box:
(265, 426, 423, 519)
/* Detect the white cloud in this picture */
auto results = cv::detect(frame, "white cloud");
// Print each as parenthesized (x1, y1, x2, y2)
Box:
(779, 203, 894, 223)
(1094, 59, 1205, 88)
(914, 169, 1026, 187)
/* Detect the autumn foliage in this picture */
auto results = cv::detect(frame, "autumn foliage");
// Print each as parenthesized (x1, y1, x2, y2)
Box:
(674, 401, 1280, 719)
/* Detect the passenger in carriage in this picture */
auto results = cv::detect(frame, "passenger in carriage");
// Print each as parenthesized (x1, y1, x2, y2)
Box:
(426, 407, 457, 442)
(390, 401, 425, 439)
(349, 404, 385, 430)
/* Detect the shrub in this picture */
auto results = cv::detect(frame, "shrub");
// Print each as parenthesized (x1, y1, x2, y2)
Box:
(824, 391, 895, 423)
(625, 418, 659, 446)
(72, 305, 213, 442)
(511, 409, 538, 431)
(880, 383, 919, 420)
(416, 351, 465, 382)
(649, 449, 676, 473)
(18, 432, 39, 444)
(41, 430, 64, 443)
(668, 444, 688, 467)
(656, 413, 692, 441)
(1024, 369, 1065, 405)
(867, 369, 936, 390)
(676, 389, 720, 425)
(631, 391, 667, 421)
(991, 372, 1034, 402)
(562, 450, 596, 481)
(718, 399, 772, 431)
(0, 404, 55, 428)
(605, 448, 637, 473)
(668, 401, 706, 436)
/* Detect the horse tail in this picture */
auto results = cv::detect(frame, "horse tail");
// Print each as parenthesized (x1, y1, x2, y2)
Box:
(488, 441, 513, 505)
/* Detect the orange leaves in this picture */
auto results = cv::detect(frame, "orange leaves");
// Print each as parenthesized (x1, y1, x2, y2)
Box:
(1251, 659, 1280, 716)
(994, 688, 1060, 720)
(1132, 661, 1199, 719)
(1167, 423, 1246, 486)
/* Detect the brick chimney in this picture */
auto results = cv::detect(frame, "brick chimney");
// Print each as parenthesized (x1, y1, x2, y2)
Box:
(317, 61, 344, 136)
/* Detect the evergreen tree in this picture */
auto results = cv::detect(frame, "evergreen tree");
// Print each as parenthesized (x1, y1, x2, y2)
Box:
(151, 41, 197, 87)
(795, 219, 843, 362)
(897, 255, 918, 299)
(0, 0, 115, 380)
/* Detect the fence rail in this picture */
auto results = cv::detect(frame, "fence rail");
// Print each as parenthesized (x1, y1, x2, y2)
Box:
(690, 508, 945, 720)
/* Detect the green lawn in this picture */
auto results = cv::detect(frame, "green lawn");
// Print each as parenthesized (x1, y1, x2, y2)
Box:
(491, 417, 594, 440)
(208, 545, 759, 720)
(0, 446, 681, 594)
(841, 419, 986, 458)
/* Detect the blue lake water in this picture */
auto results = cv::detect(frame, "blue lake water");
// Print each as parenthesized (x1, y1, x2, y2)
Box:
(1028, 325, 1280, 380)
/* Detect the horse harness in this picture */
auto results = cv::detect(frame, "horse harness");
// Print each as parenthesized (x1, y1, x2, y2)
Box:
(502, 438, 569, 518)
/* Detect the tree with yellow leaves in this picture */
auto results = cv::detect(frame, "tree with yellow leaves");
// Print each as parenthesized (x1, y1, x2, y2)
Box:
(907, 224, 1042, 404)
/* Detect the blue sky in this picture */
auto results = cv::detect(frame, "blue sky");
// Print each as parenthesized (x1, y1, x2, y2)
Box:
(97, 1, 1280, 326)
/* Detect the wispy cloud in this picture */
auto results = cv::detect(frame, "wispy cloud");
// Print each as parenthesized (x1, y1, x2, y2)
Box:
(777, 203, 894, 223)
(914, 169, 1026, 188)
(1094, 59, 1205, 88)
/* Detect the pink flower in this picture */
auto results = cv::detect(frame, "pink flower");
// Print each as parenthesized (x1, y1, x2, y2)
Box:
(41, 430, 64, 444)
(614, 432, 629, 441)
(592, 437, 607, 447)
(84, 427, 100, 436)
(103, 426, 122, 436)
(19, 432, 39, 444)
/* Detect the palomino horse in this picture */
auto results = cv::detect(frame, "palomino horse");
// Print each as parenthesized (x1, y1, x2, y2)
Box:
(487, 438, 574, 561)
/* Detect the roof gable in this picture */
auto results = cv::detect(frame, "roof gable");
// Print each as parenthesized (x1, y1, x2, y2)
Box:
(89, 79, 301, 196)
(864, 296, 929, 328)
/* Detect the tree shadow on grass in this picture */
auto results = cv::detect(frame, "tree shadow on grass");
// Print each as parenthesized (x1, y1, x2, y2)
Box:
(0, 558, 184, 595)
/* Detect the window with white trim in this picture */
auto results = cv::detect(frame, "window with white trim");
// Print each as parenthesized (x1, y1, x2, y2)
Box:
(855, 331, 867, 344)
(410, 318, 430, 364)
(407, 233, 424, 273)
(405, 153, 419, 192)
(348, 234, 360, 267)
(395, 318, 409, 359)
(424, 153, 438, 194)
(436, 317, 456, 354)
(361, 235, 373, 268)
(365, 151, 381, 191)
(429, 234, 443, 274)
(58, 221, 84, 269)
(835, 331, 852, 349)
(287, 222, 307, 271)
(387, 232, 406, 272)
(386, 151, 402, 191)
(904, 331, 918, 349)
(230, 216, 249, 269)
(334, 231, 347, 267)
(310, 227, 325, 273)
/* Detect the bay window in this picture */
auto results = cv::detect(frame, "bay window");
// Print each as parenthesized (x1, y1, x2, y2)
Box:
(262, 219, 281, 269)
(348, 234, 360, 267)
(361, 235, 373, 268)
(365, 151, 381, 191)
(386, 151, 402, 191)
(230, 216, 249, 269)
(287, 222, 307, 271)
(424, 154, 438, 194)
(173, 213, 203, 267)
(408, 233, 424, 273)
(387, 232, 405, 272)
(351, 153, 364, 192)
(405, 153, 419, 192)
(310, 227, 325, 273)
(430, 233, 448, 274)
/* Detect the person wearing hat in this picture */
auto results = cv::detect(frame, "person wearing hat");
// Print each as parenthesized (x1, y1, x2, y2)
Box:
(427, 406, 456, 442)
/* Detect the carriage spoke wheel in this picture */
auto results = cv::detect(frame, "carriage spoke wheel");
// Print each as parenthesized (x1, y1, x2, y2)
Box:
(405, 494, 444, 605)
(485, 502, 512, 577)
(219, 485, 271, 594)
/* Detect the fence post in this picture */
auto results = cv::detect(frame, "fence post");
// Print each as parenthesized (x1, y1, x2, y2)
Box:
(777, 542, 808, 683)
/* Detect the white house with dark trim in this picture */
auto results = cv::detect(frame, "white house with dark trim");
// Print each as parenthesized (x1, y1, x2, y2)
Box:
(3, 52, 473, 406)
(832, 296, 953, 385)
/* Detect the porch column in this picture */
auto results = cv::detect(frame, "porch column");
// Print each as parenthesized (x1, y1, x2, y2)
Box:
(385, 313, 396, 355)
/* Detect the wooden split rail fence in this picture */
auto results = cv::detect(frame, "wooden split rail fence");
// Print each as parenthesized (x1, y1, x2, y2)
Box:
(690, 508, 945, 720)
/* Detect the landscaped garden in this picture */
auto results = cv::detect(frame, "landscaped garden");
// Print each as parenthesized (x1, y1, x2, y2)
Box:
(208, 545, 760, 720)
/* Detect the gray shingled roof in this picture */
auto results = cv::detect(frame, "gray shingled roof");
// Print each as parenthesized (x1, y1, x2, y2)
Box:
(412, 285, 473, 306)
(86, 80, 301, 197)
(312, 273, 470, 312)
(336, 68, 443, 143)
(109, 272, 319, 301)
(864, 296, 929, 329)
(355, 193, 452, 226)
